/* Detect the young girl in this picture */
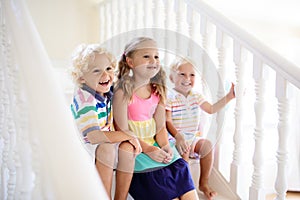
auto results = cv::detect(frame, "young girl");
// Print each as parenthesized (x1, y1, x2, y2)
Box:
(70, 44, 141, 200)
(113, 37, 198, 200)
(166, 57, 235, 200)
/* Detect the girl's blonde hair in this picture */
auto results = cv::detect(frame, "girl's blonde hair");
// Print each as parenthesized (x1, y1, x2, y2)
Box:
(115, 37, 166, 103)
(70, 43, 116, 86)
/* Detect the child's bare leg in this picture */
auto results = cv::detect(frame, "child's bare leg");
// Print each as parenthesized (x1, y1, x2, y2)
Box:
(114, 141, 136, 200)
(95, 143, 116, 199)
(195, 139, 217, 200)
(179, 189, 199, 200)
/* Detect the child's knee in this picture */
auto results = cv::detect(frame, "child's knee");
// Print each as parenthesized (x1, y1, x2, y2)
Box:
(119, 141, 135, 152)
(196, 139, 213, 156)
(95, 144, 116, 167)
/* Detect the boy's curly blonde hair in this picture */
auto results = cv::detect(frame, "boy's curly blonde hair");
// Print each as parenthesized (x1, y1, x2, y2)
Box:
(70, 43, 116, 86)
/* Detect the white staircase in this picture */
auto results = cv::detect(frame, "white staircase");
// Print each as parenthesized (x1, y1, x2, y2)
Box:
(1, 0, 300, 199)
(189, 159, 240, 200)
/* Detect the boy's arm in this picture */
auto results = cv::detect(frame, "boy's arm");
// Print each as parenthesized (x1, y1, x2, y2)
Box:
(166, 110, 189, 155)
(166, 110, 179, 138)
(200, 83, 235, 114)
(86, 130, 135, 145)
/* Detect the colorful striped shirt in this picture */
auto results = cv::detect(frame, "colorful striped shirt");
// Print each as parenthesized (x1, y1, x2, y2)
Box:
(166, 89, 206, 134)
(71, 84, 113, 143)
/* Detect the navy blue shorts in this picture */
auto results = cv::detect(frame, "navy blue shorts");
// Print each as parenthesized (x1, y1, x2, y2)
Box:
(129, 158, 195, 200)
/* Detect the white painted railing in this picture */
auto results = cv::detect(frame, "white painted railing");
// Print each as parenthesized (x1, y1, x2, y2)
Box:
(98, 0, 300, 200)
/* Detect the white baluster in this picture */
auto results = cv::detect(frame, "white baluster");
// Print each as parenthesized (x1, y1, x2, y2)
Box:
(174, 0, 185, 55)
(117, 0, 127, 53)
(118, 0, 126, 34)
(230, 41, 247, 199)
(163, 0, 173, 67)
(186, 5, 196, 58)
(143, 0, 152, 29)
(7, 113, 16, 200)
(200, 16, 209, 52)
(135, 0, 143, 30)
(104, 3, 111, 46)
(111, 0, 117, 37)
(99, 5, 105, 44)
(152, 0, 161, 28)
(2, 92, 10, 200)
(30, 138, 43, 199)
(274, 74, 290, 200)
(199, 16, 214, 80)
(249, 58, 267, 200)
(214, 29, 229, 169)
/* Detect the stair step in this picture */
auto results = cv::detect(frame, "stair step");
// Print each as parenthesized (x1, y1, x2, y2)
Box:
(197, 190, 233, 200)
(189, 159, 241, 200)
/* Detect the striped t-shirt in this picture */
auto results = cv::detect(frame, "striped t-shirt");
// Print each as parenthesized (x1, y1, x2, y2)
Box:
(166, 89, 205, 134)
(71, 84, 113, 143)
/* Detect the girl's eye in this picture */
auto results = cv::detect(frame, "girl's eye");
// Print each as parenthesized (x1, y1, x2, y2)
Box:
(180, 73, 185, 76)
(155, 55, 159, 59)
(190, 74, 195, 77)
(143, 55, 150, 58)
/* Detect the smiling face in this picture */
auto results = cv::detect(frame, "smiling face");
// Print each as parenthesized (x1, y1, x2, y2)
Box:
(172, 62, 195, 96)
(126, 40, 161, 80)
(80, 53, 114, 96)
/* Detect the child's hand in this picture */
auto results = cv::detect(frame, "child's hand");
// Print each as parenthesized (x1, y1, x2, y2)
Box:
(128, 138, 142, 155)
(227, 83, 236, 99)
(161, 145, 173, 163)
(146, 146, 172, 163)
(175, 133, 190, 155)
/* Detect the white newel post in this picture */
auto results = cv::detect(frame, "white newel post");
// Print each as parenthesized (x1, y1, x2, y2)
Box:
(230, 41, 247, 199)
(274, 74, 290, 200)
(249, 58, 267, 200)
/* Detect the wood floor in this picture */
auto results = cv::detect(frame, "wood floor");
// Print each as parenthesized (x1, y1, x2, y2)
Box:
(266, 191, 300, 200)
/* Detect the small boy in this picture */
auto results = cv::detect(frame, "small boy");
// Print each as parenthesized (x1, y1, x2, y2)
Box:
(166, 57, 235, 200)
(70, 44, 141, 200)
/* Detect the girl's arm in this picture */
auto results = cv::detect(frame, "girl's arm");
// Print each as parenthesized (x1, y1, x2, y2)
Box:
(153, 101, 169, 147)
(154, 101, 173, 162)
(200, 83, 235, 114)
(112, 89, 159, 153)
(112, 89, 141, 153)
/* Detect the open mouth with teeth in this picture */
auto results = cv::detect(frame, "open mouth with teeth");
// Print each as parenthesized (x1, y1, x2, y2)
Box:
(181, 82, 191, 86)
(99, 80, 110, 87)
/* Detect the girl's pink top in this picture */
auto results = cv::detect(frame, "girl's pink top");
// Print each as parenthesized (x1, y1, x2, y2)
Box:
(128, 93, 160, 121)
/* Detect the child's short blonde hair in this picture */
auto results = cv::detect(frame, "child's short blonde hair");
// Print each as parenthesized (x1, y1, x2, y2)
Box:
(169, 56, 195, 82)
(70, 44, 116, 86)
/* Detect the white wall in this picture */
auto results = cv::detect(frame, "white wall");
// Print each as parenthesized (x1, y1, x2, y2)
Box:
(25, 0, 101, 62)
